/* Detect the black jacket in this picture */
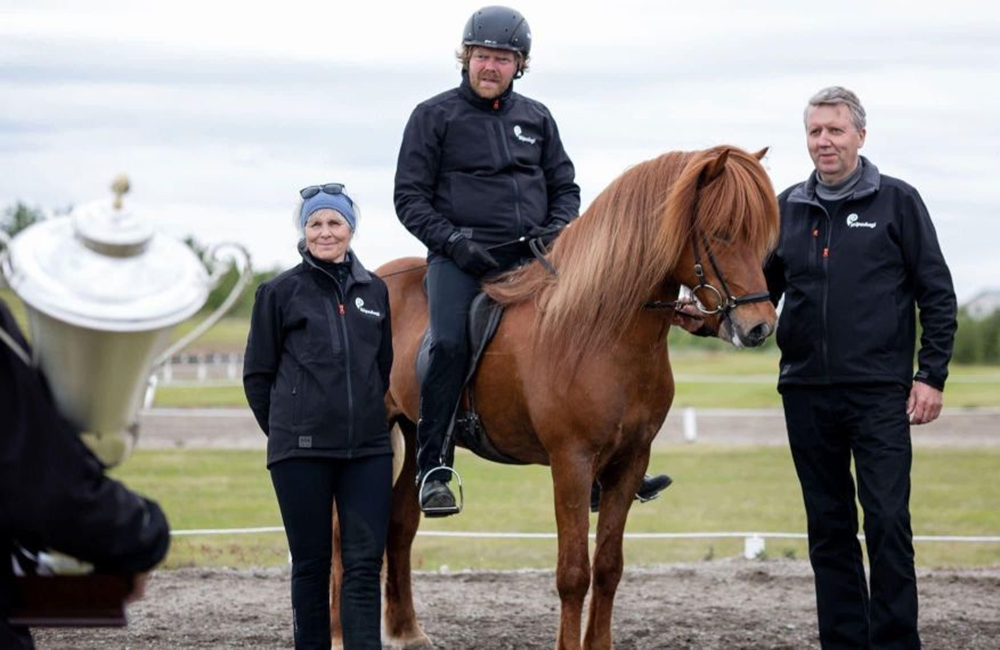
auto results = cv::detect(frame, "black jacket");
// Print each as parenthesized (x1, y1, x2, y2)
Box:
(764, 158, 957, 390)
(1, 299, 170, 648)
(243, 249, 393, 467)
(394, 73, 581, 254)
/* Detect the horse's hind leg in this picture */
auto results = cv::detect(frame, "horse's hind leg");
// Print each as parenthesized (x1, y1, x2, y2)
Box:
(383, 419, 432, 649)
(551, 451, 598, 650)
(330, 506, 344, 648)
(583, 448, 649, 650)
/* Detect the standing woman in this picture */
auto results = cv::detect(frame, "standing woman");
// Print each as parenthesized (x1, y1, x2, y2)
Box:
(243, 184, 393, 649)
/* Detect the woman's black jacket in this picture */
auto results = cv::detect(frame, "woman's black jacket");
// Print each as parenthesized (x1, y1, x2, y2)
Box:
(243, 250, 393, 467)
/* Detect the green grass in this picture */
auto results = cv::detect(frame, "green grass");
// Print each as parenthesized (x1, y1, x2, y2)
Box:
(111, 447, 1000, 571)
(168, 317, 249, 354)
(150, 350, 1000, 409)
(667, 351, 1000, 408)
(155, 385, 250, 408)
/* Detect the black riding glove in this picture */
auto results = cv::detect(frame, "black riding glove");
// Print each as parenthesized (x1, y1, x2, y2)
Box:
(444, 233, 500, 278)
(527, 220, 568, 247)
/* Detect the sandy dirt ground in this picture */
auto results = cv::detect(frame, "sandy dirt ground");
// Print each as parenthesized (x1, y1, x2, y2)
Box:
(29, 408, 1000, 649)
(33, 560, 1000, 649)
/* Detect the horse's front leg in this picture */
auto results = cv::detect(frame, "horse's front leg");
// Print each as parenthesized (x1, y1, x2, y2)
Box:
(583, 447, 649, 650)
(550, 451, 597, 650)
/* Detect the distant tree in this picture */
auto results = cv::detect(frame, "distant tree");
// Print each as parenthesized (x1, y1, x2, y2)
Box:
(982, 312, 1000, 364)
(1, 202, 44, 237)
(952, 310, 1000, 365)
(952, 313, 979, 364)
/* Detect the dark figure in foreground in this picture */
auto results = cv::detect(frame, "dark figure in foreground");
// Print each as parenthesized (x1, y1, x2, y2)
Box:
(0, 299, 170, 650)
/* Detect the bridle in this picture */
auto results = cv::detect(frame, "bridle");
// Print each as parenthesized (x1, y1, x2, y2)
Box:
(645, 173, 770, 319)
(645, 230, 771, 316)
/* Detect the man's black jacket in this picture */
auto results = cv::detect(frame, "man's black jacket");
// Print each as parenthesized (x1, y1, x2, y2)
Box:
(1, 299, 170, 648)
(394, 73, 581, 254)
(243, 249, 393, 468)
(764, 158, 957, 390)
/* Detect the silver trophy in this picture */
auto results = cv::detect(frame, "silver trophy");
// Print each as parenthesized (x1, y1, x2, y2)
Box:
(0, 175, 252, 467)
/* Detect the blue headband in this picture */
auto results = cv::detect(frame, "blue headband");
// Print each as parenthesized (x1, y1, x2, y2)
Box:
(299, 192, 357, 231)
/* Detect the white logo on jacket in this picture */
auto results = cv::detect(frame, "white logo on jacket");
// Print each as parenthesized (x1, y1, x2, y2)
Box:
(354, 297, 381, 318)
(846, 213, 876, 229)
(513, 125, 537, 144)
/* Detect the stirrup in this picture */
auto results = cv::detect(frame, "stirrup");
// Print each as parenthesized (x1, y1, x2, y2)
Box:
(418, 466, 464, 516)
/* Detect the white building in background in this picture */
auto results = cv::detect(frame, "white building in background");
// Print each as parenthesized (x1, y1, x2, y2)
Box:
(963, 289, 1000, 320)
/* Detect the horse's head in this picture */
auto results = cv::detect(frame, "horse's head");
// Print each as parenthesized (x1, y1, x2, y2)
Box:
(485, 144, 781, 370)
(667, 147, 780, 348)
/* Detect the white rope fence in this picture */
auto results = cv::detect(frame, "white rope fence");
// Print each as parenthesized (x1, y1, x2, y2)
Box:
(170, 527, 1000, 560)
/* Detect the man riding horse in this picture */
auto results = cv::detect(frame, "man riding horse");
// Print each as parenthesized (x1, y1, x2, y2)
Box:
(393, 5, 672, 516)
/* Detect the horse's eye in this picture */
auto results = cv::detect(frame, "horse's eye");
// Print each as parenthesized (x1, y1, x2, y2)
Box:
(711, 234, 732, 246)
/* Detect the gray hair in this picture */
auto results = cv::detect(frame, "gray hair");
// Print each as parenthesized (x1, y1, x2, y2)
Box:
(804, 86, 867, 132)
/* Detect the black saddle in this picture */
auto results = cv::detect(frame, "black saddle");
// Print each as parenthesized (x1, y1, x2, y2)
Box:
(416, 292, 528, 465)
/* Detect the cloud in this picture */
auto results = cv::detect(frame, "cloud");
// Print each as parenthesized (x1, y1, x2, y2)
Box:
(1, 0, 997, 301)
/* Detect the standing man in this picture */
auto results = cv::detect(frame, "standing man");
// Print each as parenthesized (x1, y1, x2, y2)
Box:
(394, 5, 672, 515)
(765, 86, 957, 649)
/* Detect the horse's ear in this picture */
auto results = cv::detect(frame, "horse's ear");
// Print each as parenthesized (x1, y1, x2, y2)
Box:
(753, 147, 769, 161)
(701, 148, 730, 186)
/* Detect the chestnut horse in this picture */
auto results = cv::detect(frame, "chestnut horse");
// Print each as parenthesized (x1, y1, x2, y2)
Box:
(335, 145, 779, 649)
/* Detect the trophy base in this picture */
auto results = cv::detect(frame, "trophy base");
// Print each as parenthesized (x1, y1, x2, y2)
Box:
(8, 574, 130, 627)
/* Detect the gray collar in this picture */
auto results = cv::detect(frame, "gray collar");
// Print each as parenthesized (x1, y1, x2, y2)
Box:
(816, 161, 864, 201)
(789, 156, 881, 205)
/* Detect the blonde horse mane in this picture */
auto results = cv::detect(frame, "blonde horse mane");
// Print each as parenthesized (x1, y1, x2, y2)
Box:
(484, 145, 778, 369)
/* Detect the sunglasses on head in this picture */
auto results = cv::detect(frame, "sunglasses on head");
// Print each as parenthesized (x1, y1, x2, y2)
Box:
(300, 183, 346, 200)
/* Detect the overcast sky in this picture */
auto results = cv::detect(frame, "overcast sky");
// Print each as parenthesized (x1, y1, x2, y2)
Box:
(1, 0, 997, 301)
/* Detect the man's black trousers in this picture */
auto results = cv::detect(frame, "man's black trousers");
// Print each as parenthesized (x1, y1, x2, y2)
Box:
(270, 455, 392, 649)
(782, 384, 920, 650)
(416, 255, 483, 481)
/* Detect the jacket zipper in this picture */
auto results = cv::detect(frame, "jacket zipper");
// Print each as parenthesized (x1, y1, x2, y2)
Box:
(820, 206, 832, 382)
(493, 120, 523, 234)
(317, 267, 356, 457)
(335, 286, 355, 457)
(292, 366, 301, 425)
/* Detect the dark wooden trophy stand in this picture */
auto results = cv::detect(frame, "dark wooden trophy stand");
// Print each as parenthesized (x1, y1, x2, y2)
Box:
(8, 574, 131, 627)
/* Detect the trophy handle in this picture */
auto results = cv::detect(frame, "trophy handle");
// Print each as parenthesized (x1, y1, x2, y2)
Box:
(152, 242, 253, 368)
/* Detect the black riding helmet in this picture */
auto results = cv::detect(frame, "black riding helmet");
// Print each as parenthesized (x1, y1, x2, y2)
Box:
(462, 6, 531, 77)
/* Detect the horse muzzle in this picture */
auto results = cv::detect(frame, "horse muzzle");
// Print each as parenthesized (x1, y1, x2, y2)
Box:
(720, 316, 774, 349)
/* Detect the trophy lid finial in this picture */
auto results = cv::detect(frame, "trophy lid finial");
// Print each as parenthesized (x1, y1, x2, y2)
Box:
(111, 174, 130, 211)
